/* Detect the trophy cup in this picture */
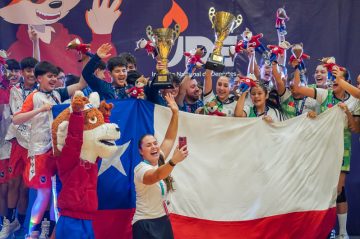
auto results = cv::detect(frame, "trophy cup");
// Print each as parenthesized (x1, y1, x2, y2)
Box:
(66, 38, 93, 62)
(205, 7, 243, 72)
(146, 24, 180, 89)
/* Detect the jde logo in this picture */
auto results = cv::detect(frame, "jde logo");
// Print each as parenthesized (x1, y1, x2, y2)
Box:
(168, 36, 237, 68)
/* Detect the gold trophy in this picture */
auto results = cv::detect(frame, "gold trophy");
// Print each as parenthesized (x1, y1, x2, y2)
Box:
(146, 24, 180, 89)
(205, 7, 243, 72)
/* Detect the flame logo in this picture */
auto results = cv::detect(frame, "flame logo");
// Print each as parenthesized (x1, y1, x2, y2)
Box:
(162, 0, 188, 32)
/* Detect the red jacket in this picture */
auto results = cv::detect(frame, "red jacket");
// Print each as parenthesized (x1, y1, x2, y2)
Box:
(56, 112, 98, 220)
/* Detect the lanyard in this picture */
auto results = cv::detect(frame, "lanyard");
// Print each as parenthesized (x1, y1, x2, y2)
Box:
(216, 95, 233, 105)
(113, 85, 127, 99)
(253, 105, 269, 117)
(38, 89, 60, 105)
(294, 97, 306, 116)
(20, 82, 37, 101)
(332, 92, 348, 105)
(143, 160, 165, 197)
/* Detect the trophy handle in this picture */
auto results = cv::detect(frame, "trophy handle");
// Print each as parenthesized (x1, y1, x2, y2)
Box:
(172, 24, 181, 41)
(209, 7, 216, 28)
(231, 14, 243, 33)
(146, 25, 154, 42)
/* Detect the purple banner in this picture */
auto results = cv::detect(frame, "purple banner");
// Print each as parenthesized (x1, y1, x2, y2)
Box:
(0, 0, 359, 235)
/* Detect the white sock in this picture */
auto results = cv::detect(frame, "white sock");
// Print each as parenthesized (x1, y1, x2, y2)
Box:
(338, 213, 348, 235)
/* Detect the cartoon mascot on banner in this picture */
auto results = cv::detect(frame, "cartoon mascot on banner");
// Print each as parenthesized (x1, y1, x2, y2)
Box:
(0, 0, 122, 75)
(51, 91, 120, 238)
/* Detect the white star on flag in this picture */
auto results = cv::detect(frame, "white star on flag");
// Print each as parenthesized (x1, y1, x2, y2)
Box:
(98, 141, 131, 176)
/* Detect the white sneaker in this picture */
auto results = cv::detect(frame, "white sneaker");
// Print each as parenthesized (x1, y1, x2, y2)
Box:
(335, 234, 350, 239)
(39, 219, 50, 239)
(25, 231, 40, 239)
(0, 218, 20, 239)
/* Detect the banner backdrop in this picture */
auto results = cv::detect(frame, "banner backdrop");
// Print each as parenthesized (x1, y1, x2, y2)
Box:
(1, 0, 360, 235)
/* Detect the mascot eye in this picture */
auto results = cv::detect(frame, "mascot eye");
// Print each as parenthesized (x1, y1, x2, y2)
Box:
(89, 117, 98, 124)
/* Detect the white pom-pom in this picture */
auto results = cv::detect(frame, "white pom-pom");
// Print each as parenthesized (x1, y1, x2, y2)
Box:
(89, 92, 100, 108)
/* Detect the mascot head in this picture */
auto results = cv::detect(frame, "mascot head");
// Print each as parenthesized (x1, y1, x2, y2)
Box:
(52, 91, 120, 163)
(0, 0, 80, 25)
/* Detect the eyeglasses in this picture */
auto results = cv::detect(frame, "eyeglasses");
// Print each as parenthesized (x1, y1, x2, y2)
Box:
(57, 76, 65, 82)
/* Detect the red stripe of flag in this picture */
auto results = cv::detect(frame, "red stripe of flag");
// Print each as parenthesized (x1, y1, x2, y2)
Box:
(170, 208, 336, 239)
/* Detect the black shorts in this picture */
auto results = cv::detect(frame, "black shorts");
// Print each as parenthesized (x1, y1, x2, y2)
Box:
(132, 215, 174, 239)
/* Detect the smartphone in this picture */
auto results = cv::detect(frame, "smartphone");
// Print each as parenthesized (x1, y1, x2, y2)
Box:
(178, 136, 187, 149)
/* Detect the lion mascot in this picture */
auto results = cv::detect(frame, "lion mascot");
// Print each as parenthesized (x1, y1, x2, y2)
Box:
(51, 91, 120, 239)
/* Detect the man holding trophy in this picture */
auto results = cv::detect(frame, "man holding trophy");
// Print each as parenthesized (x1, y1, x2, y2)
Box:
(145, 24, 181, 89)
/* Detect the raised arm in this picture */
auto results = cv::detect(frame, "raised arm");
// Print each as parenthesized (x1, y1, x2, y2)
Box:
(292, 69, 316, 99)
(272, 63, 285, 95)
(247, 47, 256, 75)
(276, 31, 286, 67)
(28, 26, 40, 61)
(234, 91, 248, 117)
(160, 93, 179, 159)
(142, 146, 188, 185)
(254, 61, 261, 81)
(82, 44, 114, 99)
(57, 106, 84, 173)
(66, 57, 89, 97)
(333, 68, 360, 99)
(176, 74, 191, 107)
(204, 69, 213, 95)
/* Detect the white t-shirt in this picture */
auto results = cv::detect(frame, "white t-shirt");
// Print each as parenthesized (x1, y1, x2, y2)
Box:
(19, 90, 61, 156)
(243, 104, 283, 122)
(132, 162, 168, 225)
(5, 84, 33, 148)
(204, 91, 237, 117)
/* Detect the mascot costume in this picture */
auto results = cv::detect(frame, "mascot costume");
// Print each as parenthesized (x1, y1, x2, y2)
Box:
(51, 91, 120, 239)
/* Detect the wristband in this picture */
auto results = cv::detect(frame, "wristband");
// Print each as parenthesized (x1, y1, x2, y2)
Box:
(169, 159, 176, 167)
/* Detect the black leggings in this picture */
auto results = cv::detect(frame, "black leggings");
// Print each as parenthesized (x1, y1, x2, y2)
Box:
(132, 215, 174, 239)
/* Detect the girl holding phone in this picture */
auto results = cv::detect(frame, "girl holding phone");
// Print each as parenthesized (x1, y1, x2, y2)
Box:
(132, 93, 189, 239)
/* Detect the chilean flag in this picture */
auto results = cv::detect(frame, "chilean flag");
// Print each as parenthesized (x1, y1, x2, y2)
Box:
(53, 99, 345, 239)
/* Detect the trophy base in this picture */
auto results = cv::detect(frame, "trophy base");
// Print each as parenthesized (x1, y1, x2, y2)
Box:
(205, 53, 225, 72)
(152, 73, 174, 89)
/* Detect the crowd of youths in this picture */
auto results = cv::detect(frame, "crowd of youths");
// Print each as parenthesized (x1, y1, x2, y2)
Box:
(0, 14, 360, 239)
